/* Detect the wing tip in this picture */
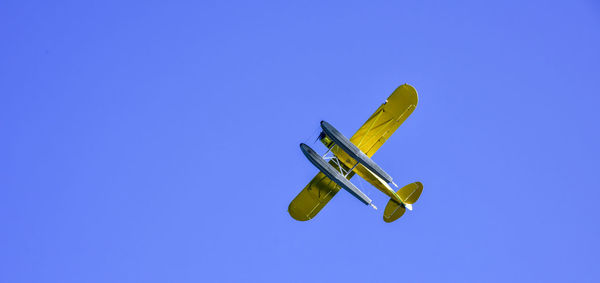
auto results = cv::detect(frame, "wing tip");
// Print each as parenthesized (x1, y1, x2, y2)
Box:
(386, 84, 418, 109)
(288, 203, 312, 221)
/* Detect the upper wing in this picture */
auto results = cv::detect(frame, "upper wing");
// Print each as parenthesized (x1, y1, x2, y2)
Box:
(288, 84, 419, 221)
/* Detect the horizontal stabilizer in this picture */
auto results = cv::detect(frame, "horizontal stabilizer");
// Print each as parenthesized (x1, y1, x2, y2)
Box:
(383, 199, 406, 223)
(397, 182, 423, 204)
(383, 182, 423, 222)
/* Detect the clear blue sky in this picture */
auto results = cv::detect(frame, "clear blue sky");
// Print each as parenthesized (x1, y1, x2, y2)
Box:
(2, 1, 599, 282)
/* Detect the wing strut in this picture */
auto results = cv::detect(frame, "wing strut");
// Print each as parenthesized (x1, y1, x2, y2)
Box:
(321, 120, 396, 185)
(300, 143, 376, 209)
(356, 108, 384, 147)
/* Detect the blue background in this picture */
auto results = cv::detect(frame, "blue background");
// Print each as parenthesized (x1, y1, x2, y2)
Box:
(2, 1, 599, 282)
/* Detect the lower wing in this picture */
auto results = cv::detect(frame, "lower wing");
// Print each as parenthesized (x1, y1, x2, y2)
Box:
(288, 172, 342, 221)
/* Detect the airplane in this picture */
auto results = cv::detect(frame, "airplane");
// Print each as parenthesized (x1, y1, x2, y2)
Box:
(289, 84, 423, 223)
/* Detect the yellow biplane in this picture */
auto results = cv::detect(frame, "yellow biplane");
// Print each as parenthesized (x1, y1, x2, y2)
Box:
(289, 84, 423, 223)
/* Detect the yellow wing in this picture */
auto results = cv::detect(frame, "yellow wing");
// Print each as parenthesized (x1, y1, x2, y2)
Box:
(288, 84, 419, 221)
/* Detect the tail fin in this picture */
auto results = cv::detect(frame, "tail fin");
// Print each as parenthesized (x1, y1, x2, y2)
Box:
(383, 182, 423, 223)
